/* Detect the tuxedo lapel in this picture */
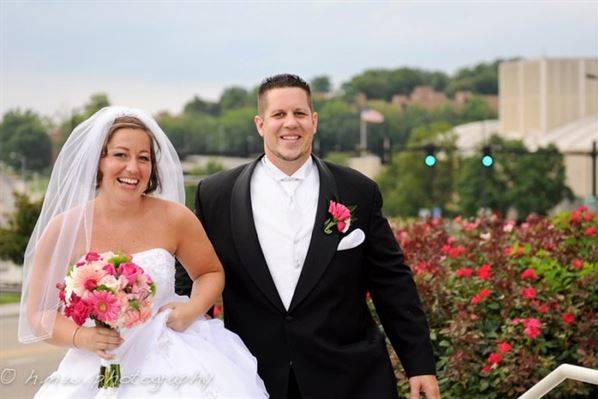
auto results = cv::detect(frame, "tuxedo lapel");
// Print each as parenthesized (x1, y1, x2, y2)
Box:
(288, 156, 340, 313)
(230, 156, 286, 314)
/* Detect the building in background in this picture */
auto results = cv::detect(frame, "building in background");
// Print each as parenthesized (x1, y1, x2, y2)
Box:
(499, 58, 598, 135)
(453, 57, 598, 200)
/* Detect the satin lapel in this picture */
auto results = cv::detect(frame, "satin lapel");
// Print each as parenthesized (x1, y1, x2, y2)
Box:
(288, 156, 340, 313)
(230, 155, 286, 314)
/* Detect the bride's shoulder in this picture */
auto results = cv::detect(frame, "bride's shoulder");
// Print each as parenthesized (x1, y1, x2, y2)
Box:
(37, 203, 90, 244)
(145, 196, 195, 223)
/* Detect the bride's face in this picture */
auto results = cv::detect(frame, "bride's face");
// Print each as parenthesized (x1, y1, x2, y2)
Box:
(98, 128, 153, 201)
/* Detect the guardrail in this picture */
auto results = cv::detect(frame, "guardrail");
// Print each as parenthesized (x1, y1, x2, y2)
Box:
(518, 364, 598, 399)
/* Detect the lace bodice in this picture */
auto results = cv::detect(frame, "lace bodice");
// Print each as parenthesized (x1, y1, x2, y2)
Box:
(131, 247, 176, 309)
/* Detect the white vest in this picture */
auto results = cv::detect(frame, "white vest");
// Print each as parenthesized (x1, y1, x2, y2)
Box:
(250, 155, 319, 310)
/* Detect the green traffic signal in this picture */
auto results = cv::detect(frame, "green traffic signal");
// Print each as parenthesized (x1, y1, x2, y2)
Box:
(424, 144, 437, 167)
(481, 146, 494, 167)
(424, 155, 437, 167)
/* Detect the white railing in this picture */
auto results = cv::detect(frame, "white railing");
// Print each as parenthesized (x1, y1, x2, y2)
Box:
(518, 364, 598, 399)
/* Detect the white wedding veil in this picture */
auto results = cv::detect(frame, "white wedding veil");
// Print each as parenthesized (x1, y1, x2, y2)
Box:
(18, 106, 185, 343)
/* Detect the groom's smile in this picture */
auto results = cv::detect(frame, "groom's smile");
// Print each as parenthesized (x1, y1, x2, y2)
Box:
(255, 87, 318, 175)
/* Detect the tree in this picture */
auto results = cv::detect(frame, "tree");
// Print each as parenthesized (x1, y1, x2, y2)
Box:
(0, 109, 52, 172)
(83, 93, 110, 116)
(58, 93, 111, 145)
(183, 96, 220, 116)
(456, 135, 572, 217)
(456, 97, 497, 123)
(219, 87, 250, 112)
(310, 75, 332, 94)
(158, 112, 218, 157)
(0, 192, 42, 265)
(445, 60, 503, 97)
(219, 107, 258, 155)
(506, 143, 572, 216)
(316, 100, 359, 154)
(376, 123, 458, 217)
(345, 67, 449, 101)
(456, 155, 510, 217)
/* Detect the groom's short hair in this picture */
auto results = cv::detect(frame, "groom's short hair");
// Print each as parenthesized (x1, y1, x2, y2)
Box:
(257, 74, 312, 115)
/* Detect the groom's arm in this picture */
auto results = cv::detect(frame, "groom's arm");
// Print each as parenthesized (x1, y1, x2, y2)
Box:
(364, 183, 436, 377)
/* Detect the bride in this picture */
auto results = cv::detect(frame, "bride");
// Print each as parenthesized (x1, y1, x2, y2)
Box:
(18, 106, 269, 398)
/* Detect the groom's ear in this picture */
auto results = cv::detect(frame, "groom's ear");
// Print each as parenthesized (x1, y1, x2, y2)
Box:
(254, 115, 265, 137)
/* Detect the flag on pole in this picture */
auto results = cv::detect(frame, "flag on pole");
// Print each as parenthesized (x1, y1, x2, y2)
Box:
(360, 109, 384, 124)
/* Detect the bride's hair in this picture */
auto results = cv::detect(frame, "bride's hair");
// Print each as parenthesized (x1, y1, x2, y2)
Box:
(96, 116, 162, 194)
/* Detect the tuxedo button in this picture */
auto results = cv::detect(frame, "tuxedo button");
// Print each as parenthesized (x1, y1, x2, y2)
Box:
(285, 315, 294, 322)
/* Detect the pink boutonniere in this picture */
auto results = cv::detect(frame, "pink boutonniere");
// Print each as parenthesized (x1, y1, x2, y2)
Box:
(324, 200, 357, 235)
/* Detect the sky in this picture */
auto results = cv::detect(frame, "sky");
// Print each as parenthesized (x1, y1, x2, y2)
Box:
(1, 0, 597, 119)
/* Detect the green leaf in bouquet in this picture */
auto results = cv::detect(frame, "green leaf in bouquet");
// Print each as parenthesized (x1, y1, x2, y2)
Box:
(149, 281, 156, 296)
(95, 284, 115, 293)
(108, 253, 130, 268)
(129, 298, 140, 311)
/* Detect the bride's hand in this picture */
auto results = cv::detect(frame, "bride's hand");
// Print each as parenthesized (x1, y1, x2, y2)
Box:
(75, 326, 123, 360)
(159, 302, 200, 332)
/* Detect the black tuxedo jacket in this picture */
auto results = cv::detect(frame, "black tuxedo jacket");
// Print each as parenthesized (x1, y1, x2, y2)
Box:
(175, 155, 435, 399)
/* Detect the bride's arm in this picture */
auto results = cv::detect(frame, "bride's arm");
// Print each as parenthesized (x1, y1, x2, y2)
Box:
(47, 312, 123, 360)
(24, 215, 122, 359)
(160, 204, 225, 332)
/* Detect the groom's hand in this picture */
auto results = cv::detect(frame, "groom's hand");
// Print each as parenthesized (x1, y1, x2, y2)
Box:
(158, 302, 200, 332)
(408, 375, 440, 399)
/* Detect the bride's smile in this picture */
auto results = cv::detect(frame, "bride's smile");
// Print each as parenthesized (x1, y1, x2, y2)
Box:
(98, 127, 152, 198)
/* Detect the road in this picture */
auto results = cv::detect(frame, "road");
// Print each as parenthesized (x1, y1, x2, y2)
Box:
(0, 315, 67, 399)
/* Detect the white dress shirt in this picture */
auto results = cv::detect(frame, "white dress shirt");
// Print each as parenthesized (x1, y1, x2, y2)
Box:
(250, 155, 320, 310)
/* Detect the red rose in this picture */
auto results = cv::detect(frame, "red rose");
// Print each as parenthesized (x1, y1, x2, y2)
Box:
(448, 246, 465, 258)
(521, 269, 538, 280)
(561, 313, 575, 324)
(455, 268, 473, 278)
(572, 258, 584, 270)
(523, 318, 542, 339)
(497, 342, 512, 353)
(477, 264, 492, 280)
(521, 287, 536, 300)
(584, 226, 596, 236)
(487, 352, 502, 365)
(536, 302, 549, 314)
(569, 210, 581, 224)
(584, 211, 593, 221)
(71, 299, 92, 326)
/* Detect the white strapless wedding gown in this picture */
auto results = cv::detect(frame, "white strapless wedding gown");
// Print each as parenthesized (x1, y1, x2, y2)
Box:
(34, 248, 269, 398)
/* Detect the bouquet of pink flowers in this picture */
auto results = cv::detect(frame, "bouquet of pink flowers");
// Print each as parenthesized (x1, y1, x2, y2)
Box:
(56, 251, 156, 392)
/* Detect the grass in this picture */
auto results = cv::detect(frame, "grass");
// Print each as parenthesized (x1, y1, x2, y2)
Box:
(0, 293, 21, 304)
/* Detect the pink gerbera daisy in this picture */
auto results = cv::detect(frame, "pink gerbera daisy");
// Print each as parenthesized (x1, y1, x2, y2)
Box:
(72, 265, 106, 297)
(88, 291, 121, 323)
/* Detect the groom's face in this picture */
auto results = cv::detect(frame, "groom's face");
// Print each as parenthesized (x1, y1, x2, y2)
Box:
(254, 87, 318, 167)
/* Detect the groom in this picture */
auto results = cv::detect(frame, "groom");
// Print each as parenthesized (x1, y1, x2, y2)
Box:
(176, 74, 439, 399)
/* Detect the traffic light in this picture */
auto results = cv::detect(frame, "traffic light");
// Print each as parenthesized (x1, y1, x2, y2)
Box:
(481, 146, 494, 167)
(424, 145, 437, 167)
